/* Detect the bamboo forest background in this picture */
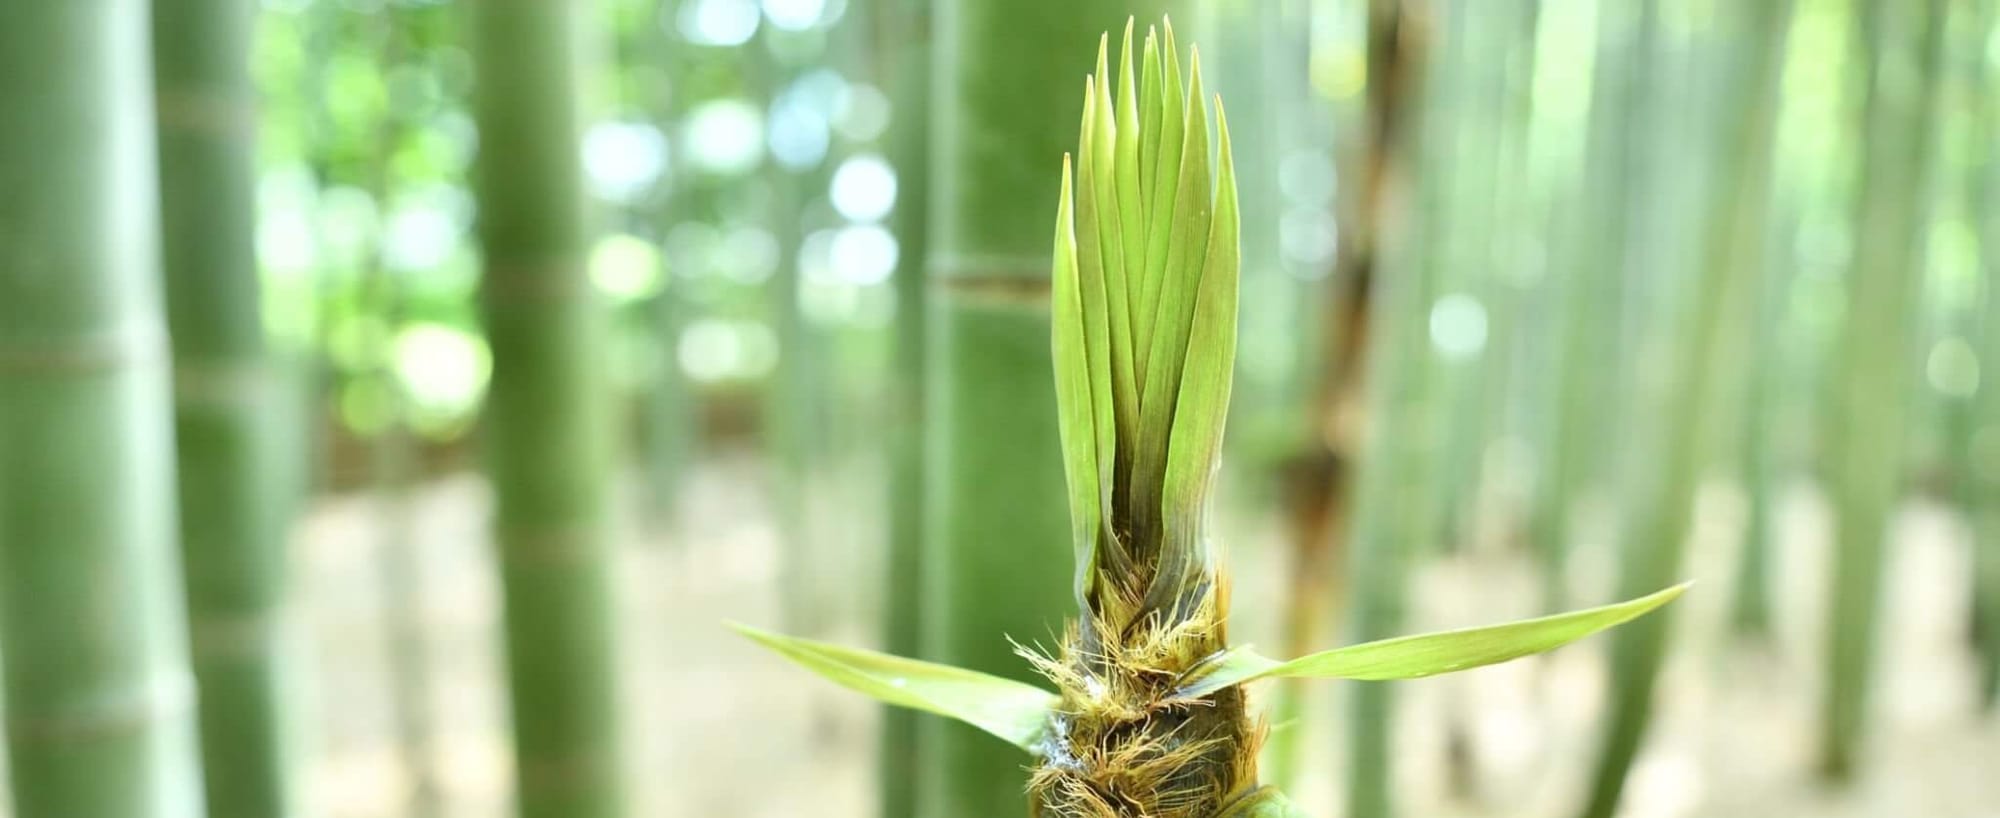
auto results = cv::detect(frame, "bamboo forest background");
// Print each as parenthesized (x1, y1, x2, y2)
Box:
(0, 0, 1995, 817)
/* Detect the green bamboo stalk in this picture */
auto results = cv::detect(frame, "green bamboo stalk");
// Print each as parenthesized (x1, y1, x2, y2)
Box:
(752, 22, 833, 636)
(1344, 3, 1445, 815)
(1728, 204, 1799, 638)
(151, 0, 300, 814)
(1245, 0, 1345, 790)
(1819, 0, 1948, 782)
(874, 0, 933, 813)
(1530, 0, 1652, 614)
(919, 6, 1175, 816)
(470, 2, 627, 816)
(1971, 0, 2000, 710)
(1578, 1, 1793, 814)
(0, 2, 207, 816)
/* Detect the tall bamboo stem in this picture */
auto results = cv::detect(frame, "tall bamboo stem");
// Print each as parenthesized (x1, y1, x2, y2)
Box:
(1970, 0, 2000, 710)
(0, 2, 207, 816)
(1578, 1, 1793, 814)
(470, 2, 627, 815)
(1819, 0, 1947, 782)
(1342, 2, 1437, 814)
(874, 0, 933, 813)
(153, 0, 301, 814)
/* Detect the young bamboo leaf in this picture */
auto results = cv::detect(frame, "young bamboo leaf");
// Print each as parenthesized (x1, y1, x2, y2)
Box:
(1052, 155, 1107, 604)
(730, 623, 1060, 752)
(1088, 41, 1139, 462)
(1134, 19, 1184, 369)
(1111, 20, 1145, 428)
(1173, 584, 1691, 698)
(1132, 50, 1211, 551)
(1137, 26, 1163, 226)
(1149, 97, 1238, 612)
(1070, 83, 1131, 590)
(1216, 788, 1312, 818)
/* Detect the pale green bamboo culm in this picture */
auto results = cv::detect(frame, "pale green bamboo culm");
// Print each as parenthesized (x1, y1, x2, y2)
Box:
(737, 18, 1685, 818)
(1820, 0, 1948, 781)
(0, 1, 208, 817)
(470, 2, 627, 817)
(873, 0, 935, 813)
(1578, 1, 1794, 813)
(153, 0, 301, 814)
(1971, 0, 2000, 710)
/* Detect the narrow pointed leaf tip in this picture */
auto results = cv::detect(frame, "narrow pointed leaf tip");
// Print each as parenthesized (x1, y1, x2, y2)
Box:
(1175, 583, 1692, 699)
(729, 623, 1059, 752)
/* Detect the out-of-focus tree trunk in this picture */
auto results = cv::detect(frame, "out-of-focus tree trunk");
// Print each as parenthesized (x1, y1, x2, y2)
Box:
(0, 2, 208, 816)
(153, 0, 302, 813)
(470, 2, 628, 816)
(1818, 0, 1948, 783)
(1579, 0, 1794, 814)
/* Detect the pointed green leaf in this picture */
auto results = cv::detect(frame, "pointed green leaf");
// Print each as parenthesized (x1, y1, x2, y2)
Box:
(1149, 98, 1237, 612)
(1132, 50, 1211, 547)
(1174, 584, 1691, 698)
(1217, 788, 1311, 818)
(1107, 20, 1144, 461)
(1134, 18, 1184, 373)
(1137, 27, 1162, 221)
(1070, 78, 1130, 586)
(730, 623, 1060, 752)
(1088, 36, 1137, 457)
(1051, 156, 1108, 602)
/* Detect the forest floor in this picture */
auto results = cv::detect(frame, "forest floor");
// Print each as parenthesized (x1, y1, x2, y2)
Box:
(44, 450, 1995, 818)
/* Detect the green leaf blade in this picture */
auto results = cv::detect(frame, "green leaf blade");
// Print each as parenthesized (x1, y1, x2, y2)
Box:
(1051, 155, 1107, 602)
(1150, 97, 1237, 610)
(730, 623, 1061, 752)
(1137, 27, 1163, 225)
(1132, 50, 1212, 547)
(1134, 19, 1184, 375)
(1175, 584, 1692, 698)
(1088, 37, 1137, 457)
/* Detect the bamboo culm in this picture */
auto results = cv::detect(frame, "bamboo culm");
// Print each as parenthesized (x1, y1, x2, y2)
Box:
(470, 1, 628, 816)
(1579, 0, 1793, 813)
(153, 0, 301, 813)
(0, 2, 208, 816)
(1819, 0, 1947, 781)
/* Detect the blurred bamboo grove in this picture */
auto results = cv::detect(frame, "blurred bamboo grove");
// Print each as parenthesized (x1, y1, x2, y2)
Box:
(0, 0, 1995, 817)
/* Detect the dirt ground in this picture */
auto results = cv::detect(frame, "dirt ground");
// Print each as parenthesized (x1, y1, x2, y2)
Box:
(8, 453, 1993, 817)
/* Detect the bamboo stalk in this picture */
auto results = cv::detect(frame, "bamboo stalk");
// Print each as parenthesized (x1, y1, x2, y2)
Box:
(1266, 0, 1406, 787)
(874, 0, 933, 813)
(470, 2, 627, 816)
(1578, 1, 1793, 813)
(0, 2, 208, 816)
(1819, 0, 1948, 782)
(152, 0, 301, 813)
(752, 22, 834, 637)
(1971, 0, 2000, 710)
(1529, 0, 1647, 613)
(1342, 2, 1441, 814)
(1727, 209, 1795, 639)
